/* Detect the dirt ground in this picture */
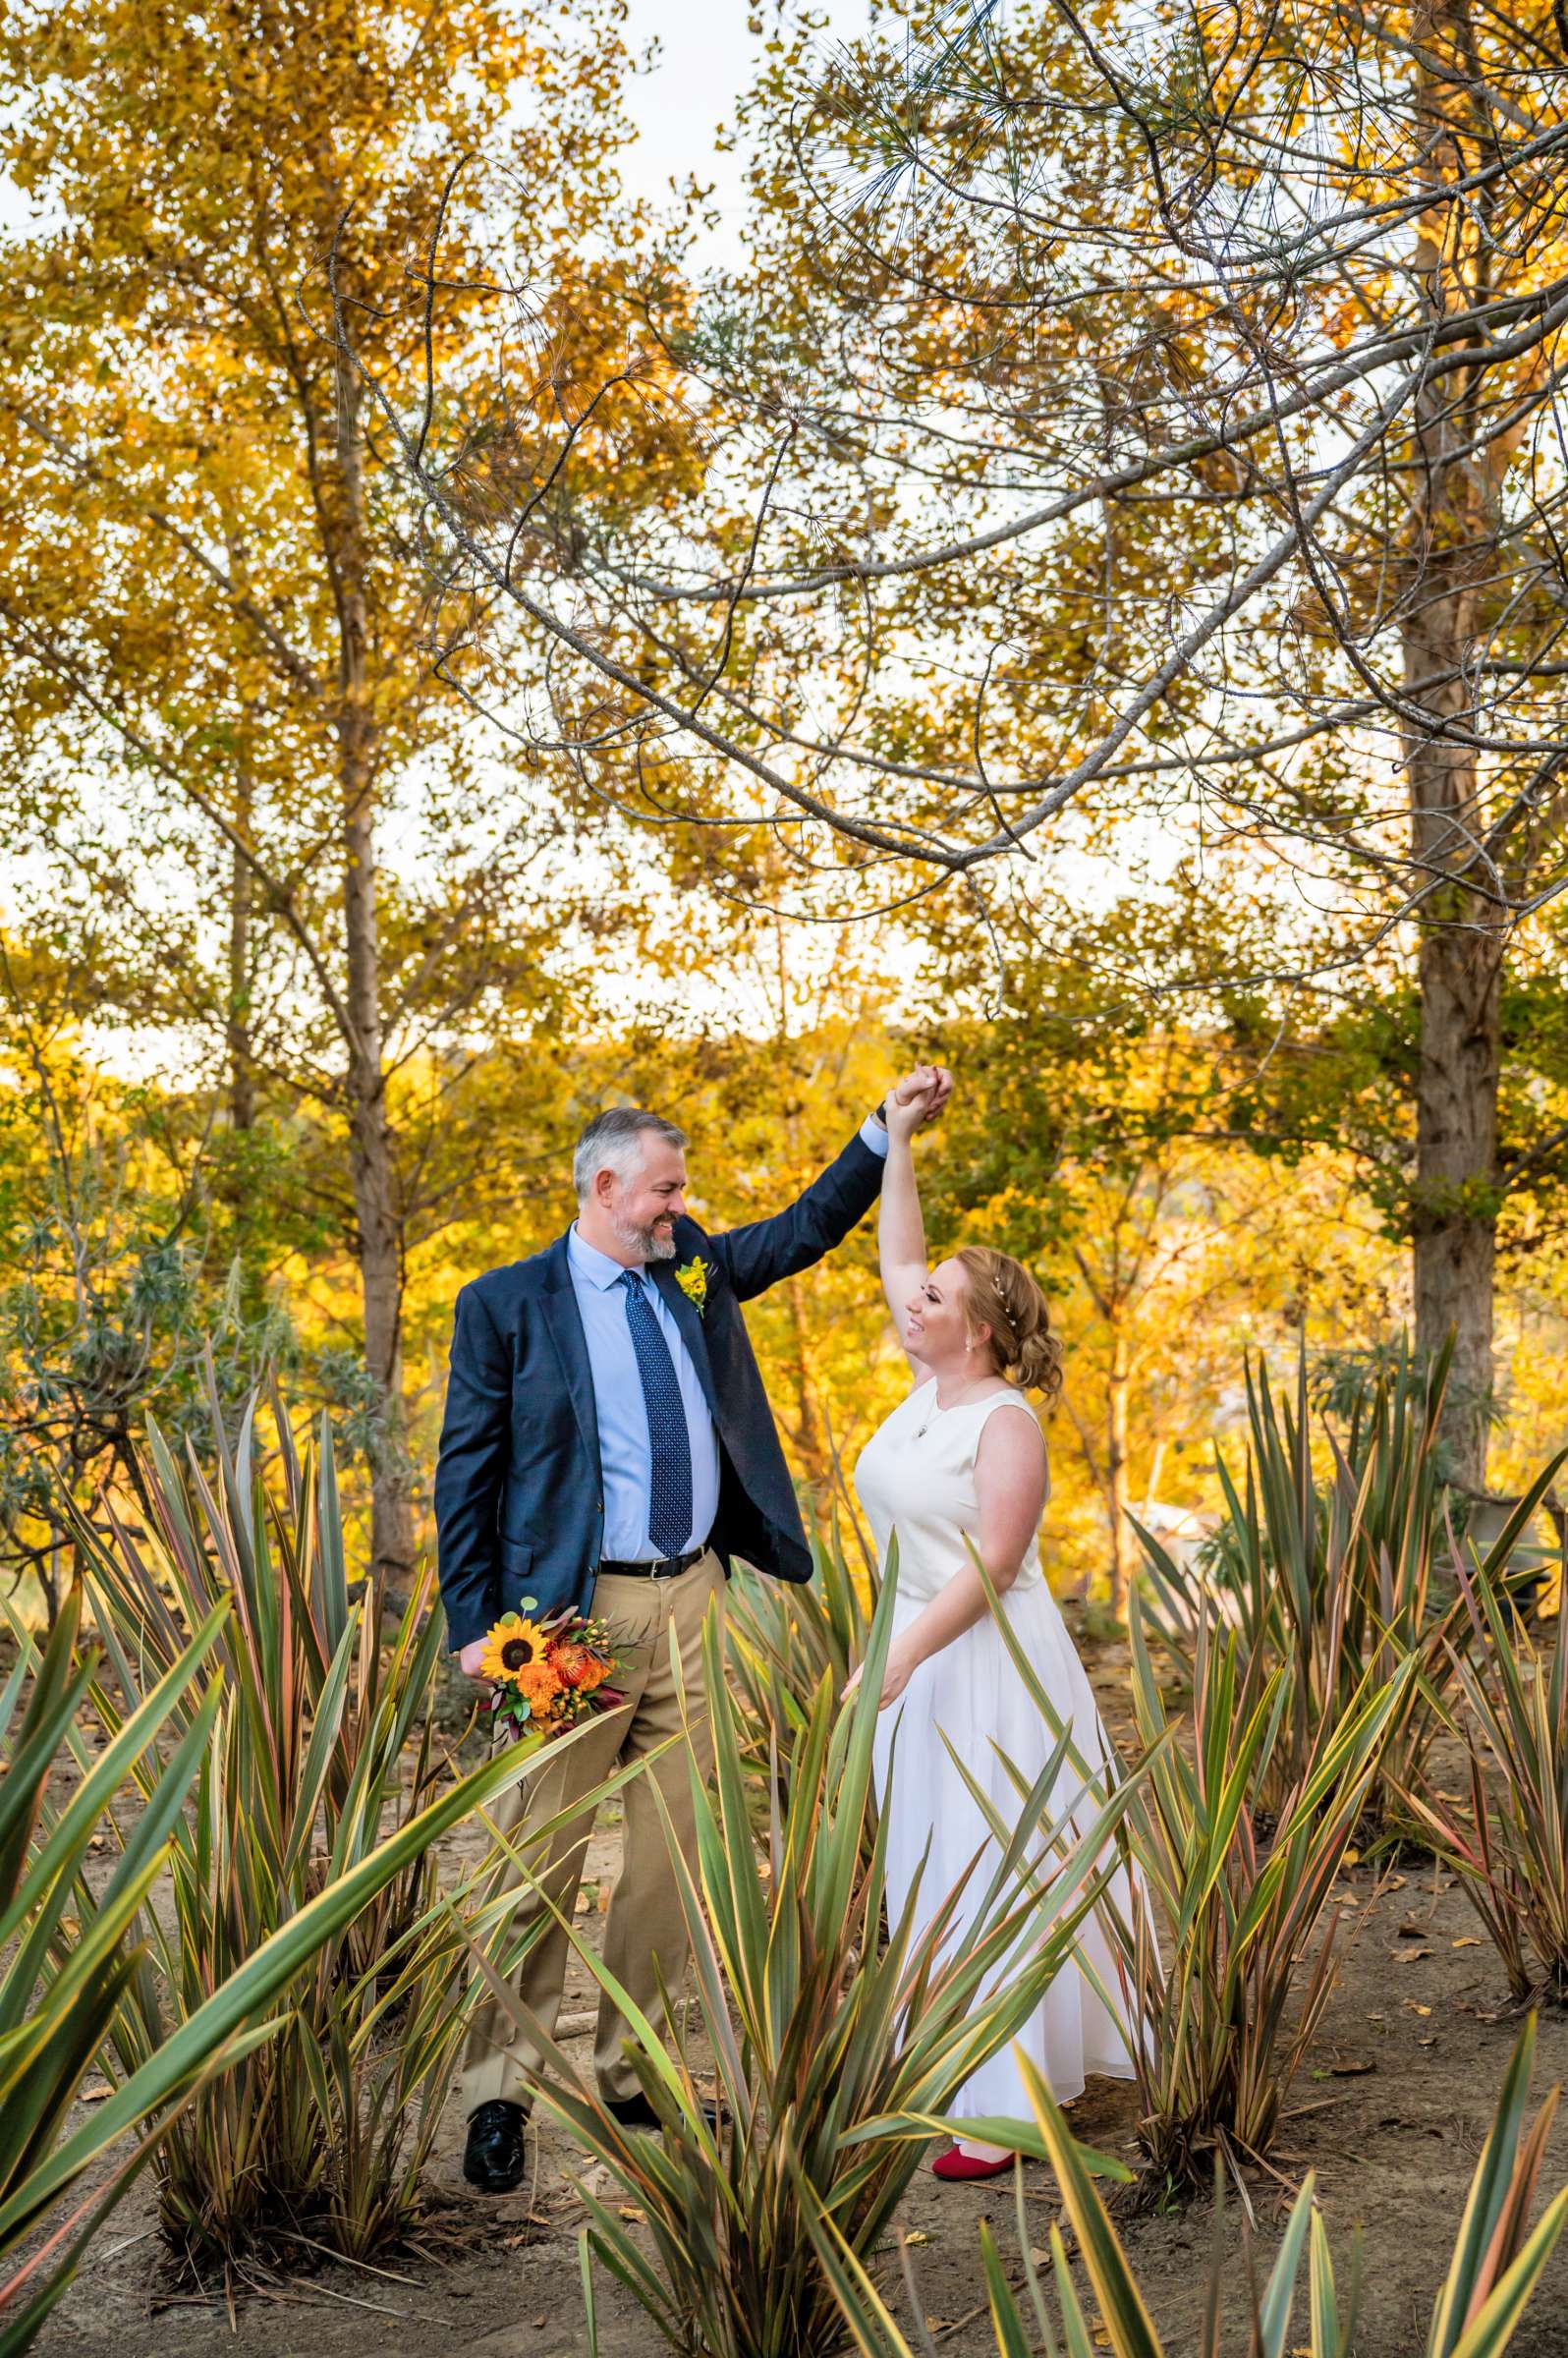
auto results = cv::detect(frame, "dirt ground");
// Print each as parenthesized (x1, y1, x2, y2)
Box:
(29, 1630, 1568, 2358)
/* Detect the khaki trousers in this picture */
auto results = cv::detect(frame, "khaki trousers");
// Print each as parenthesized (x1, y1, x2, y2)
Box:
(462, 1550, 724, 2116)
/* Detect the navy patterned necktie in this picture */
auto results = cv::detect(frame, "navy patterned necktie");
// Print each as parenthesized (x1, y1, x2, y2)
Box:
(618, 1267, 694, 1557)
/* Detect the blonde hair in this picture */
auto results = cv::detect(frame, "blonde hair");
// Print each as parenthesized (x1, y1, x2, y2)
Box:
(954, 1247, 1064, 1400)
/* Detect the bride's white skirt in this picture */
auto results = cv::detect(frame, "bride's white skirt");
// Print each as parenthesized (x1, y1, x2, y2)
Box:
(870, 1582, 1140, 2124)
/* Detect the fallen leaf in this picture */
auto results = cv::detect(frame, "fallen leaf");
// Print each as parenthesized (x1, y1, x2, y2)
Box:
(1329, 2059, 1376, 2077)
(1406, 2002, 1432, 2017)
(1419, 2037, 1438, 2049)
(1341, 1848, 1361, 1868)
(1397, 1921, 1430, 1937)
(903, 2229, 931, 2246)
(78, 2077, 112, 2105)
(1452, 1937, 1482, 1949)
(618, 2204, 645, 2222)
(1391, 1947, 1432, 1963)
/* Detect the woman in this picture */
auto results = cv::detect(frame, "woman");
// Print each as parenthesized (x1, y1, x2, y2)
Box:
(843, 1067, 1138, 2181)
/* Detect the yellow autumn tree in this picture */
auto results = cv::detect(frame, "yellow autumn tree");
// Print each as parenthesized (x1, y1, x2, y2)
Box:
(0, 0, 690, 1577)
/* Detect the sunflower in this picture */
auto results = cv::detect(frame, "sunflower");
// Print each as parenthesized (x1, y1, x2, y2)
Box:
(477, 1612, 551, 1685)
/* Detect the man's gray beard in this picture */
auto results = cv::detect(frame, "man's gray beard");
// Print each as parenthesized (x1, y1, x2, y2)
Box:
(613, 1214, 677, 1263)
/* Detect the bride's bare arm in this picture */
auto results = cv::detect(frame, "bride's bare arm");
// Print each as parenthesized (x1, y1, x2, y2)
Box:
(842, 1409, 1048, 1708)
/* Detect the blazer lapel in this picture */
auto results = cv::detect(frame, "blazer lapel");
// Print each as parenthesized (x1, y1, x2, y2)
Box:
(649, 1259, 720, 1422)
(541, 1234, 600, 1475)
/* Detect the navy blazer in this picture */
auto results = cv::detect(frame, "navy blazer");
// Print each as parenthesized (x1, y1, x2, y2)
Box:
(432, 1130, 885, 1651)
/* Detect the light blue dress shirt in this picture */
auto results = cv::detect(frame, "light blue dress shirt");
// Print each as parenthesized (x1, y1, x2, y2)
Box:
(566, 1115, 888, 1560)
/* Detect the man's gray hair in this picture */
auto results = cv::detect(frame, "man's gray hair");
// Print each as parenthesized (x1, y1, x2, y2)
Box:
(573, 1107, 687, 1202)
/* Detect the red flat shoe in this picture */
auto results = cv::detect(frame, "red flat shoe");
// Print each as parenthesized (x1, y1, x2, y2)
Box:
(930, 2143, 1016, 2182)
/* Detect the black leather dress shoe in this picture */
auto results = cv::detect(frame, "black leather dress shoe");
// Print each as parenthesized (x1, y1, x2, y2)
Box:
(464, 2099, 527, 2192)
(604, 2090, 720, 2134)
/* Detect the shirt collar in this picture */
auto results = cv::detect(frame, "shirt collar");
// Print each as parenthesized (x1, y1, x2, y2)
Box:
(568, 1221, 644, 1292)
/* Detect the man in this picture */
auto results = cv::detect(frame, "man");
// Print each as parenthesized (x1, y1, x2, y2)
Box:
(434, 1075, 951, 2192)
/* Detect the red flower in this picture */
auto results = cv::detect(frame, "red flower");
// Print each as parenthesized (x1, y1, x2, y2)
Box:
(550, 1638, 607, 1691)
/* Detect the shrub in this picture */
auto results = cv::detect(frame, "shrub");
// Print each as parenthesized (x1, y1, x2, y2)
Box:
(983, 1575, 1412, 2203)
(75, 1389, 616, 2274)
(846, 2017, 1567, 2358)
(724, 1514, 878, 1862)
(1139, 1342, 1560, 1839)
(0, 1577, 545, 2352)
(489, 1553, 1140, 2358)
(1400, 1552, 1568, 2006)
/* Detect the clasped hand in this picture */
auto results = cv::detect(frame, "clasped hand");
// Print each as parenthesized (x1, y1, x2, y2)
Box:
(885, 1062, 952, 1143)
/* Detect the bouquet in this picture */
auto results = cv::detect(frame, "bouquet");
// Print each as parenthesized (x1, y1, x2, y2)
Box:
(476, 1599, 628, 1746)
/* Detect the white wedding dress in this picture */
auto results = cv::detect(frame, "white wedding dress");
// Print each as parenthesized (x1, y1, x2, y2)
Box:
(855, 1378, 1139, 2126)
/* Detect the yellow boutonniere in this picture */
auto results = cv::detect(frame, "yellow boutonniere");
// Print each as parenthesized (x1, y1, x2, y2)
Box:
(675, 1257, 709, 1315)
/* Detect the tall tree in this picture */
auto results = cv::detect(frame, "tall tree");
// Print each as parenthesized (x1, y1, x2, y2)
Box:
(0, 0, 643, 1573)
(365, 0, 1568, 1487)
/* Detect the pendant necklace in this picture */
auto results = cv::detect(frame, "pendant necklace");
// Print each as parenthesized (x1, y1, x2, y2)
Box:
(916, 1379, 988, 1440)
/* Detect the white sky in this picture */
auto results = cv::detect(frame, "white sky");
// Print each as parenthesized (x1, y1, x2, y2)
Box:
(616, 1, 872, 258)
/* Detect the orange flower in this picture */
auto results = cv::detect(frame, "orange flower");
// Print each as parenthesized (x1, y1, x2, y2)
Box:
(551, 1639, 608, 1691)
(514, 1658, 563, 1716)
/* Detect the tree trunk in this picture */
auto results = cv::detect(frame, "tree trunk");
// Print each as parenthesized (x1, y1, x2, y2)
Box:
(1404, 0, 1504, 1491)
(334, 362, 413, 1587)
(219, 514, 257, 1136)
(226, 831, 255, 1133)
(1412, 910, 1500, 1488)
(784, 1268, 826, 1482)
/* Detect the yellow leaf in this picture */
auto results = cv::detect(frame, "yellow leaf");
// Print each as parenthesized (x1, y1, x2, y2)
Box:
(903, 2229, 931, 2246)
(1453, 1937, 1482, 1948)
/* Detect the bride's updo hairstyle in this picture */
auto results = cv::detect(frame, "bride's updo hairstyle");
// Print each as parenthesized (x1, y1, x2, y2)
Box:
(955, 1247, 1064, 1401)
